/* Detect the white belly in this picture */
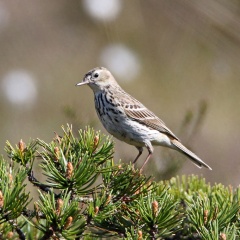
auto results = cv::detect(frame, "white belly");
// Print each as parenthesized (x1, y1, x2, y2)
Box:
(101, 114, 172, 148)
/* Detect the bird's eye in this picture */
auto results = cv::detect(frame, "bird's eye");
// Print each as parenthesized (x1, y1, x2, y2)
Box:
(94, 73, 99, 78)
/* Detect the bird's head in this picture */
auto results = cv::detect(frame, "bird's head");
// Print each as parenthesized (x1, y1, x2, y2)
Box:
(76, 67, 117, 92)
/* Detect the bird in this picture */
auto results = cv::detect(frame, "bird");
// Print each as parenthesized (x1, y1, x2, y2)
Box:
(76, 67, 212, 172)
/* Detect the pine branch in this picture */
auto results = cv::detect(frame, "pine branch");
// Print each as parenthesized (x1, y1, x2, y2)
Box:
(27, 170, 53, 194)
(1, 125, 240, 239)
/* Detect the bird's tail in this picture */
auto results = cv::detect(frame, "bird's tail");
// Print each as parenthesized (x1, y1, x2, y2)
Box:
(171, 139, 212, 170)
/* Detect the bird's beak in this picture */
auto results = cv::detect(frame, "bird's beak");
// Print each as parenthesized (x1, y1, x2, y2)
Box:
(76, 74, 91, 87)
(75, 81, 89, 87)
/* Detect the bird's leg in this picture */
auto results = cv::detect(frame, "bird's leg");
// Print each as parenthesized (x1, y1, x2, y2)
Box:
(133, 147, 143, 164)
(140, 144, 153, 173)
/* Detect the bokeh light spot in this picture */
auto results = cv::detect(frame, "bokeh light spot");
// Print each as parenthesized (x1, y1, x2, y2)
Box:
(100, 44, 140, 82)
(82, 0, 121, 21)
(1, 70, 37, 107)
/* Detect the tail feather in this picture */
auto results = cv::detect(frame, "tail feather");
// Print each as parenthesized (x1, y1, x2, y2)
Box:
(171, 139, 212, 170)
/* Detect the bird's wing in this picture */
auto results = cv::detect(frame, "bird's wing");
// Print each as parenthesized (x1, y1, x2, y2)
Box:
(121, 92, 179, 140)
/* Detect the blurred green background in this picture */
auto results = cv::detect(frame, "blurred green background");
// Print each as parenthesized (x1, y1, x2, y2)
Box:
(0, 0, 240, 186)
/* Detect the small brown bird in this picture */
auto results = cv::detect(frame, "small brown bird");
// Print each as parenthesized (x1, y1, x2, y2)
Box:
(76, 67, 212, 171)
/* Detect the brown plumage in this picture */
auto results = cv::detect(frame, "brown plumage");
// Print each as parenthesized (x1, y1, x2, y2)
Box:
(76, 67, 212, 171)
